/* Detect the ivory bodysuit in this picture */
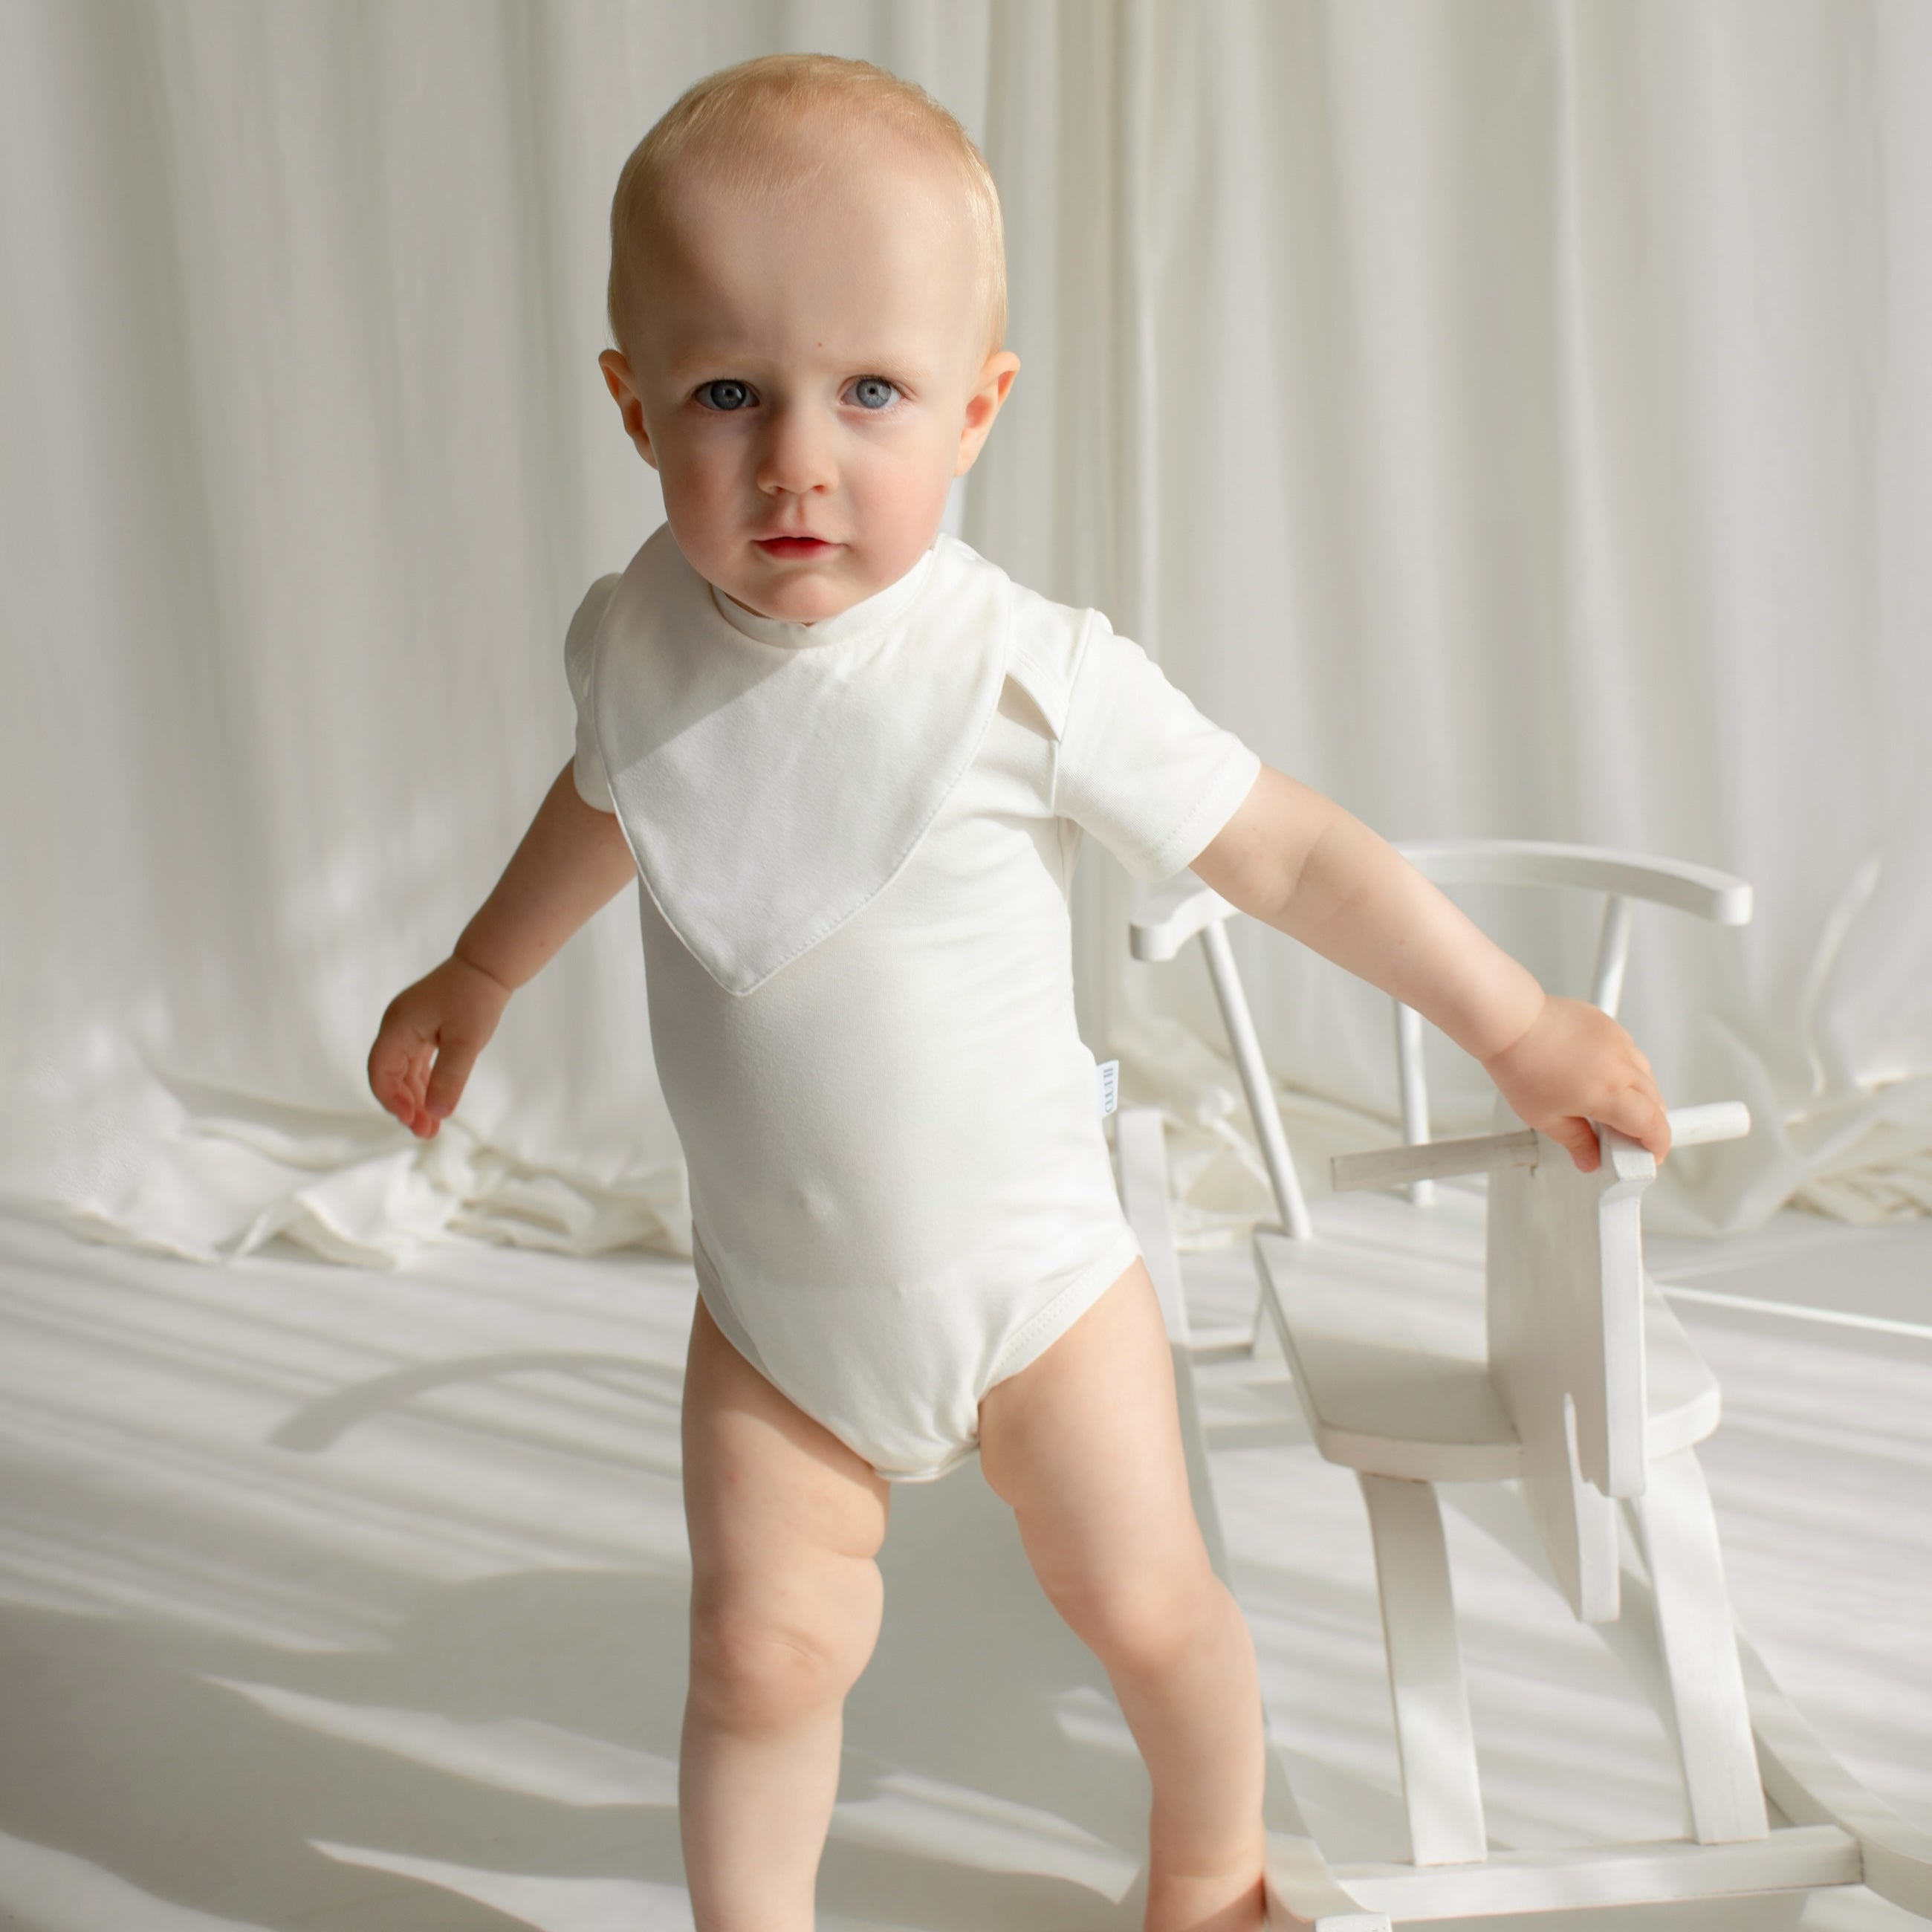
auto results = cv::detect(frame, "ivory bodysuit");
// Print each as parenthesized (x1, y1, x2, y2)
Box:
(565, 527, 1260, 1481)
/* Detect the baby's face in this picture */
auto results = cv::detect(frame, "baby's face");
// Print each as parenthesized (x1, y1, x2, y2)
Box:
(602, 134, 1017, 621)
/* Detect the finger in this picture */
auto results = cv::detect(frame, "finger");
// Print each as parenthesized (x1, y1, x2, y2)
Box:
(406, 1048, 434, 1115)
(424, 1034, 482, 1119)
(374, 1040, 441, 1138)
(401, 1052, 438, 1129)
(1599, 1083, 1670, 1162)
(368, 1035, 419, 1122)
(1548, 1115, 1601, 1173)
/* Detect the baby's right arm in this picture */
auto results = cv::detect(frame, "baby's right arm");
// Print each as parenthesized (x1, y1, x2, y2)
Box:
(367, 761, 635, 1139)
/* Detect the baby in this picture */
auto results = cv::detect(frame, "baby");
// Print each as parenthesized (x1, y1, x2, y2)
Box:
(368, 53, 1668, 1932)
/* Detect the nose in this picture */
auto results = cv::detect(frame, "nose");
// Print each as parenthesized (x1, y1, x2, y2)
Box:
(754, 400, 837, 499)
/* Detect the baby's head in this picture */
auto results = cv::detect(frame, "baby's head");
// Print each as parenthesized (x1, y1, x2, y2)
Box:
(600, 55, 1020, 623)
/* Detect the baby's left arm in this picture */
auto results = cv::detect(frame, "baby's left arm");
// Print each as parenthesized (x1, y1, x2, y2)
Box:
(1189, 767, 1668, 1173)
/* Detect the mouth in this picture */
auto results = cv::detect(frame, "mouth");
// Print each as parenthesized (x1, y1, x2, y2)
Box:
(754, 536, 840, 560)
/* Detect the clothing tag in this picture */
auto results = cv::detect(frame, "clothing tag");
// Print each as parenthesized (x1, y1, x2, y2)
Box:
(1095, 1059, 1120, 1118)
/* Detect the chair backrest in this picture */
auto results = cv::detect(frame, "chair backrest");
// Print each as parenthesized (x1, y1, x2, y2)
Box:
(1129, 841, 1752, 1227)
(1393, 842, 1752, 1148)
(1129, 874, 1310, 1237)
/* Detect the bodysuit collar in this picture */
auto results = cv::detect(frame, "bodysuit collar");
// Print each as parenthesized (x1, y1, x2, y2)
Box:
(707, 545, 940, 650)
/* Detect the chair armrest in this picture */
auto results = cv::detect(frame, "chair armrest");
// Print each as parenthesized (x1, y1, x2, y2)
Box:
(1132, 845, 1750, 963)
(1330, 1103, 1751, 1193)
(1395, 840, 1752, 925)
(1667, 1101, 1751, 1147)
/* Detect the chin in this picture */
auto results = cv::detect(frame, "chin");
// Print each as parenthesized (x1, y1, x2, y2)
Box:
(755, 561, 873, 622)
(781, 586, 858, 622)
(723, 576, 836, 623)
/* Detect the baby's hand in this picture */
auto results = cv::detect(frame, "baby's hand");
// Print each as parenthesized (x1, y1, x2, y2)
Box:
(1480, 996, 1669, 1173)
(367, 954, 512, 1140)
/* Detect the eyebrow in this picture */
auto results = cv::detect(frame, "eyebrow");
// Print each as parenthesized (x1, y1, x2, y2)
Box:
(660, 343, 937, 386)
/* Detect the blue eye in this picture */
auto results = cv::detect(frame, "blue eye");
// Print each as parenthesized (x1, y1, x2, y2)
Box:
(850, 377, 898, 411)
(698, 379, 752, 412)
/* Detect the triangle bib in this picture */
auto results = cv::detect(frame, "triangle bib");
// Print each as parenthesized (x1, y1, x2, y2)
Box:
(588, 526, 1011, 995)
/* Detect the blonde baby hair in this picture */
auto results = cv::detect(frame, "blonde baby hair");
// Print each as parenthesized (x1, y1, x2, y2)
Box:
(607, 53, 1007, 364)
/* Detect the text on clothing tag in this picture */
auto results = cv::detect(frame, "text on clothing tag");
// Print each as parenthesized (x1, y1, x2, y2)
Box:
(1096, 1059, 1120, 1118)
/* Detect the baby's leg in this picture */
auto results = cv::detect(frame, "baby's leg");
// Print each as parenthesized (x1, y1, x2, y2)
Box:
(979, 1261, 1270, 1932)
(679, 1295, 889, 1931)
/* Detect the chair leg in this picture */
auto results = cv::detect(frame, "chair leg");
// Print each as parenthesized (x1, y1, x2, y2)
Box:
(1268, 1832, 1394, 1929)
(1736, 1621, 1932, 1917)
(1519, 1393, 1623, 1624)
(1626, 1447, 1769, 1844)
(1358, 1473, 1488, 1867)
(1115, 1107, 1191, 1345)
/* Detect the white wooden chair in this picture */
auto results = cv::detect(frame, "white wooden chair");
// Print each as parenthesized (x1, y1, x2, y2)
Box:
(1120, 842, 1932, 1930)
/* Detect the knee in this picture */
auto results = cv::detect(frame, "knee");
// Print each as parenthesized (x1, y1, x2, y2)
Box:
(1056, 1563, 1230, 1685)
(687, 1565, 884, 1737)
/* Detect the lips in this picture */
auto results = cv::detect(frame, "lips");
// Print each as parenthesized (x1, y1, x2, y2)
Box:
(755, 537, 838, 558)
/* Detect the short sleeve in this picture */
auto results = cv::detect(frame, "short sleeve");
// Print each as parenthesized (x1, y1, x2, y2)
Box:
(1055, 617, 1262, 881)
(563, 574, 622, 811)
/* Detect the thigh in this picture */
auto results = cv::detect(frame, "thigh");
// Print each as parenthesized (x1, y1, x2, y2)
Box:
(682, 1295, 890, 1627)
(977, 1260, 1211, 1624)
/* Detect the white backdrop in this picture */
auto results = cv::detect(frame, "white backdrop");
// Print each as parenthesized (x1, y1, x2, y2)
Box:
(2, 1, 1928, 1265)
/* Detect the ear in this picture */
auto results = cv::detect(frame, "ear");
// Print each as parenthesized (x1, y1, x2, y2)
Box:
(599, 349, 659, 470)
(955, 350, 1021, 476)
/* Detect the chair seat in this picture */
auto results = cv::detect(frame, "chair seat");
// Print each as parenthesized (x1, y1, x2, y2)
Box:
(1254, 1185, 1722, 1484)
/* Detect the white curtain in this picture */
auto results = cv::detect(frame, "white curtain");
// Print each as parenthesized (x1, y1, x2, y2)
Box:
(2, 1, 1926, 1267)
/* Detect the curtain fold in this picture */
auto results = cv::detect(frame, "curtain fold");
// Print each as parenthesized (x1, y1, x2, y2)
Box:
(2, 0, 1926, 1265)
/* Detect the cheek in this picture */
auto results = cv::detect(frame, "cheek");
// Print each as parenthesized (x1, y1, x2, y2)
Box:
(656, 424, 726, 487)
(849, 423, 956, 524)
(655, 435, 743, 531)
